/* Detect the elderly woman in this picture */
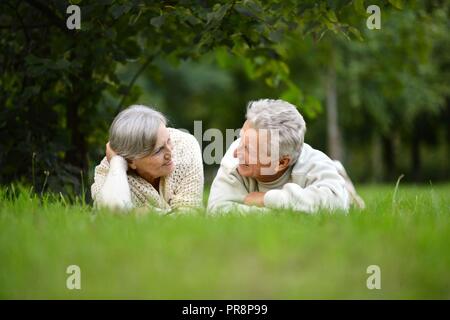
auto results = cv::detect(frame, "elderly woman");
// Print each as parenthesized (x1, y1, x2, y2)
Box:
(207, 99, 364, 214)
(91, 105, 204, 212)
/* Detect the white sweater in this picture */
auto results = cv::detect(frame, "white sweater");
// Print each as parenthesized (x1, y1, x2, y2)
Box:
(207, 139, 353, 214)
(91, 128, 204, 213)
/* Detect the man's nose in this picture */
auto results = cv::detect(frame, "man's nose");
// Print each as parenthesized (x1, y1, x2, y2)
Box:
(234, 146, 244, 159)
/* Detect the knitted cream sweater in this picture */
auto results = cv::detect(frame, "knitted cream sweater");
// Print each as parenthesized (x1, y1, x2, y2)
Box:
(91, 128, 204, 213)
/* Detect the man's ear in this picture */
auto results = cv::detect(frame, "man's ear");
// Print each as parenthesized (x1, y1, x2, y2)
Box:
(278, 156, 291, 171)
(128, 159, 137, 170)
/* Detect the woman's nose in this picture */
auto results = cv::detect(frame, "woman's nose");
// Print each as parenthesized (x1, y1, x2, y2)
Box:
(164, 152, 171, 160)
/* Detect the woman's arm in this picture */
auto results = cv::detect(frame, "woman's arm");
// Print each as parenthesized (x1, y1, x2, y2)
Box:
(91, 152, 133, 210)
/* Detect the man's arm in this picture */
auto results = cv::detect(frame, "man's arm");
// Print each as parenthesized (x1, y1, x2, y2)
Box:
(207, 140, 267, 214)
(207, 165, 251, 213)
(263, 150, 349, 213)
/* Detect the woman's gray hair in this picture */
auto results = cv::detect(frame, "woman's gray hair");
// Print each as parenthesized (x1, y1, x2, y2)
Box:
(109, 105, 167, 160)
(245, 99, 306, 164)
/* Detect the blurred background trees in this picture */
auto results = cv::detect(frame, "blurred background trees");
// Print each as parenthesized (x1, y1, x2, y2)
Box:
(0, 0, 448, 199)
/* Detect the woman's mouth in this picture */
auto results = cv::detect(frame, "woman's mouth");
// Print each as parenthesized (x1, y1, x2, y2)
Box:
(163, 160, 173, 167)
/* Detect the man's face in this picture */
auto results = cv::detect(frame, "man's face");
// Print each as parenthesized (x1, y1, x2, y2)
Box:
(234, 121, 278, 178)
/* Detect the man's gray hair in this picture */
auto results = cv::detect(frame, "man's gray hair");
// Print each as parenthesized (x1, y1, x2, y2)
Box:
(245, 99, 306, 164)
(109, 105, 167, 159)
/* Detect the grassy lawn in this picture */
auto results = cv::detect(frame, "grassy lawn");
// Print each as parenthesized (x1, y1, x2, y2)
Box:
(0, 184, 449, 299)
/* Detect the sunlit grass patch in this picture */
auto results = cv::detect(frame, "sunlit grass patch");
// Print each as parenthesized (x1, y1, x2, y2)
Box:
(0, 184, 449, 299)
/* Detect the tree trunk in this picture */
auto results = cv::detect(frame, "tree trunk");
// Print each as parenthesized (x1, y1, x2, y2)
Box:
(371, 132, 383, 182)
(64, 68, 88, 171)
(410, 131, 421, 182)
(65, 97, 87, 170)
(326, 51, 343, 161)
(381, 135, 396, 181)
(445, 99, 450, 180)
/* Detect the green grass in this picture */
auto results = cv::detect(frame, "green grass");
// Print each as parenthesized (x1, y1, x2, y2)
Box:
(0, 184, 449, 299)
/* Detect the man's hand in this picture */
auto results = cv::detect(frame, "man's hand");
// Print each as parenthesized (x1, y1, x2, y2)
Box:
(244, 192, 266, 207)
(105, 142, 117, 163)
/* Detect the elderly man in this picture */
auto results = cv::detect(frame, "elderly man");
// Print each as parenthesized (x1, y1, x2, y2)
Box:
(207, 99, 364, 214)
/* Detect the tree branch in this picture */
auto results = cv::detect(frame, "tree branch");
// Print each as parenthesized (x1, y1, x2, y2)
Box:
(114, 56, 154, 115)
(0, 24, 51, 29)
(23, 0, 69, 34)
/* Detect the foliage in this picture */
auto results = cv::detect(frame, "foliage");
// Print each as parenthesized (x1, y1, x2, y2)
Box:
(0, 0, 369, 192)
(0, 0, 448, 193)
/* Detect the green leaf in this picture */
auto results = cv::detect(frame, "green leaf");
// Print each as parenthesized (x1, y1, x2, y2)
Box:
(326, 10, 338, 23)
(185, 14, 201, 26)
(348, 26, 364, 41)
(52, 59, 71, 70)
(25, 54, 41, 65)
(268, 29, 283, 42)
(388, 0, 403, 9)
(150, 15, 165, 28)
(281, 82, 304, 107)
(303, 95, 323, 118)
(206, 3, 231, 25)
(121, 40, 142, 60)
(234, 4, 256, 18)
(353, 0, 366, 15)
(105, 28, 117, 40)
(129, 10, 143, 25)
(22, 85, 40, 99)
(111, 4, 131, 19)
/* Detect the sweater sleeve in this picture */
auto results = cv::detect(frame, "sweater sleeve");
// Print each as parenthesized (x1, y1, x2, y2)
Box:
(207, 140, 268, 214)
(170, 134, 204, 210)
(207, 165, 250, 213)
(91, 156, 133, 210)
(263, 152, 350, 213)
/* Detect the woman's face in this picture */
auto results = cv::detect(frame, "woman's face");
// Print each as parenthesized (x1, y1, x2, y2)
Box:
(129, 123, 174, 181)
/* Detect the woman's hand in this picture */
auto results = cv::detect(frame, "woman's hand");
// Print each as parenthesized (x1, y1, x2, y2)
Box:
(105, 142, 117, 163)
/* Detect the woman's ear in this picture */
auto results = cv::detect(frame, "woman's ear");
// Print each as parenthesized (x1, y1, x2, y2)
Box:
(128, 159, 137, 170)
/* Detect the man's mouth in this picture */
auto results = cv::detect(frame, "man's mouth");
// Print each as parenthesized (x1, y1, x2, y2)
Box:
(163, 160, 173, 166)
